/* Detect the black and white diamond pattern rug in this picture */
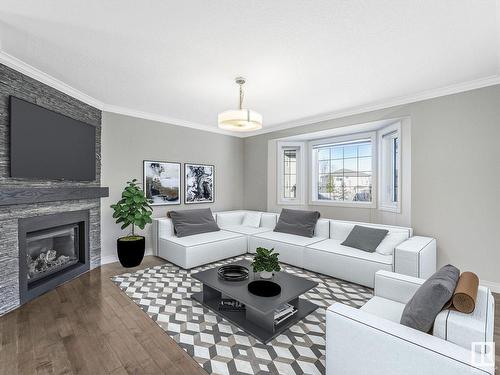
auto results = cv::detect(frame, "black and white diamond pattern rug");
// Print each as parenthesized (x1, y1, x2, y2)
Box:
(111, 255, 372, 375)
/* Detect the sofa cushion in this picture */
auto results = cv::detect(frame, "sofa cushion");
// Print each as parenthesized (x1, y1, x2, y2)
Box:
(216, 211, 244, 227)
(341, 225, 389, 253)
(219, 225, 272, 235)
(361, 296, 406, 323)
(330, 221, 356, 241)
(242, 212, 262, 228)
(252, 230, 326, 247)
(261, 213, 279, 229)
(400, 264, 460, 333)
(331, 221, 410, 255)
(307, 239, 393, 265)
(164, 230, 242, 247)
(169, 208, 220, 237)
(376, 230, 410, 255)
(274, 209, 320, 238)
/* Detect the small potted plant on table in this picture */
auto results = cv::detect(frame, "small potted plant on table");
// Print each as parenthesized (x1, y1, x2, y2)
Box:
(111, 179, 153, 267)
(251, 247, 281, 279)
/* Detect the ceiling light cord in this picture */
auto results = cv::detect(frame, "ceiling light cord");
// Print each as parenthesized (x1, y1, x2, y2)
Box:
(236, 76, 245, 110)
(239, 83, 244, 110)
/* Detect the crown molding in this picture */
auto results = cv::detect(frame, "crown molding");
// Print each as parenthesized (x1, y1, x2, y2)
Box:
(0, 49, 242, 138)
(102, 104, 241, 137)
(2, 49, 499, 139)
(248, 74, 500, 137)
(0, 50, 105, 110)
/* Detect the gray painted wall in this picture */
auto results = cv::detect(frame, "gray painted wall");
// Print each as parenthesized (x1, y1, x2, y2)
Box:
(243, 85, 500, 284)
(100, 112, 245, 262)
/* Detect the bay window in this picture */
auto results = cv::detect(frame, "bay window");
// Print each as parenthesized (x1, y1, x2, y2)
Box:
(310, 133, 376, 206)
(276, 120, 404, 211)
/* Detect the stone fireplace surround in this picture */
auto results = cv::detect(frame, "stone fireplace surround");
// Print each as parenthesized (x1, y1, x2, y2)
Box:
(0, 63, 106, 314)
(0, 201, 101, 314)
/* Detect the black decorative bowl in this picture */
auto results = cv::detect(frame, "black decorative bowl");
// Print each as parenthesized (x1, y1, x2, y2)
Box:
(217, 265, 249, 281)
(247, 280, 281, 297)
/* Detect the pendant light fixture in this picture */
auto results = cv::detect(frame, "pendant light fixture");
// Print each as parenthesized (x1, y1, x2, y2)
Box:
(218, 77, 263, 132)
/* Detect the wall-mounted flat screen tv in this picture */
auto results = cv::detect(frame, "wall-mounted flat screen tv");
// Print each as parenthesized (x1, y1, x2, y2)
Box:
(9, 96, 96, 181)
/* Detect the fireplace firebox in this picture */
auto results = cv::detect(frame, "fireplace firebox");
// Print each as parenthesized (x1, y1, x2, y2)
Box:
(18, 210, 90, 304)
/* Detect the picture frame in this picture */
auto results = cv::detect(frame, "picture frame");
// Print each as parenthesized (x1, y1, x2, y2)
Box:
(184, 163, 215, 204)
(143, 160, 181, 206)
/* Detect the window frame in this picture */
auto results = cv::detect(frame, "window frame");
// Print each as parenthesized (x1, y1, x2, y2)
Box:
(277, 141, 306, 205)
(378, 122, 402, 213)
(309, 132, 377, 208)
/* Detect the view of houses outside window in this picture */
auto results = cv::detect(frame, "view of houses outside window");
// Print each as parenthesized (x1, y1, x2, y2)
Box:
(314, 140, 372, 202)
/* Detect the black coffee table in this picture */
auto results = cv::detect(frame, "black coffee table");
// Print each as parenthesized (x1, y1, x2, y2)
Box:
(191, 260, 318, 343)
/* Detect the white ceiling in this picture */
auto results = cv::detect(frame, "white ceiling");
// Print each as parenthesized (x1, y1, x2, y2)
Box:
(0, 0, 499, 137)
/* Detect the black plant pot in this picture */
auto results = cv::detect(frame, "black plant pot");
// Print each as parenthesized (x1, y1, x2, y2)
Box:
(117, 236, 145, 268)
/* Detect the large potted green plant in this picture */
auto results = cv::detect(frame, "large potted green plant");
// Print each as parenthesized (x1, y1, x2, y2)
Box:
(251, 247, 281, 279)
(111, 179, 153, 267)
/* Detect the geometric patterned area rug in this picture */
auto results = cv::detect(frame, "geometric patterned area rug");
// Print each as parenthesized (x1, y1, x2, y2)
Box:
(111, 255, 373, 375)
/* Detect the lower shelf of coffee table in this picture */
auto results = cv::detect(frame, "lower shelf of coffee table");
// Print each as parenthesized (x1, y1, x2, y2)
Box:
(191, 291, 318, 344)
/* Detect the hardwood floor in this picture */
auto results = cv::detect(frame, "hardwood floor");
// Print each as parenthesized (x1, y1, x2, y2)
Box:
(0, 256, 206, 375)
(1, 256, 499, 374)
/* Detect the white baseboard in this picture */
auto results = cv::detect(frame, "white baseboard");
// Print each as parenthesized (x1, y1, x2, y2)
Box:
(100, 255, 119, 265)
(100, 248, 155, 266)
(480, 280, 500, 294)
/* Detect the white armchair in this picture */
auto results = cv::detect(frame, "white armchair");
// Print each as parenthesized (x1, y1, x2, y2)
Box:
(326, 271, 495, 375)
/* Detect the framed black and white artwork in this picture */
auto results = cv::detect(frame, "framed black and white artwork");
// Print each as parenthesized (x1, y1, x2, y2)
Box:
(184, 163, 215, 204)
(143, 160, 181, 206)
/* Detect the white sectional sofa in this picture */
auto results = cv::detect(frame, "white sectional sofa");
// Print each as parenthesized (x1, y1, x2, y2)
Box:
(326, 270, 495, 375)
(153, 210, 436, 287)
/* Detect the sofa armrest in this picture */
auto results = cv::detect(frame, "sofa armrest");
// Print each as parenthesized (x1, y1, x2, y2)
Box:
(326, 303, 495, 375)
(394, 236, 436, 279)
(152, 218, 174, 256)
(374, 270, 424, 304)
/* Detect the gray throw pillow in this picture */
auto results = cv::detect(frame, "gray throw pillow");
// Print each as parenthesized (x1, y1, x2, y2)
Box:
(169, 208, 220, 238)
(400, 264, 460, 333)
(273, 209, 320, 238)
(341, 225, 389, 252)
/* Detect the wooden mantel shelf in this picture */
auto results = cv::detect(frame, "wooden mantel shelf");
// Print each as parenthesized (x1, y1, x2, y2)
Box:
(0, 187, 109, 206)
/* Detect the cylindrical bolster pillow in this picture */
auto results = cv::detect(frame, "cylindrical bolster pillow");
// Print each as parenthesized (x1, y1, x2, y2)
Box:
(452, 272, 479, 313)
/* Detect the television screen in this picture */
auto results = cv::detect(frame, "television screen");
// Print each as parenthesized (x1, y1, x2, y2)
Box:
(9, 96, 96, 181)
